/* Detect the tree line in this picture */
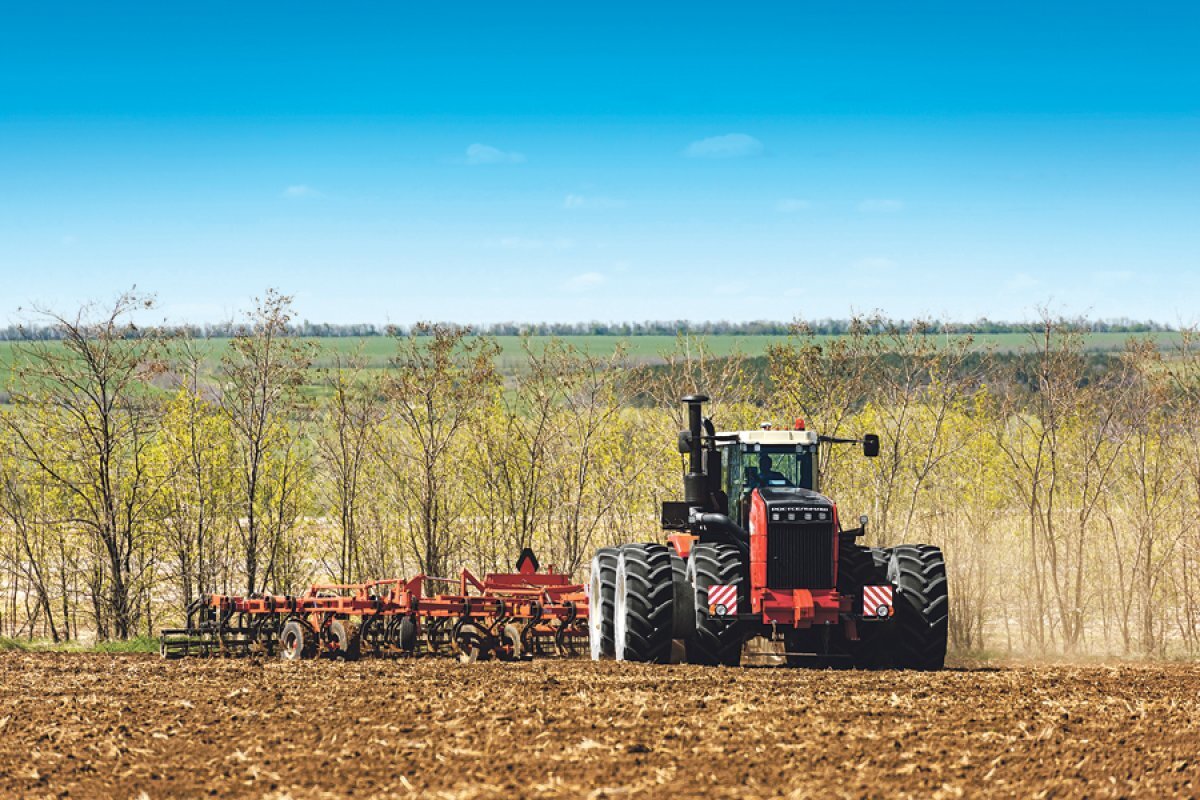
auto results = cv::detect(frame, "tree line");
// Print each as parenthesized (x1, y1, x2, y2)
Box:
(0, 317, 1172, 341)
(1, 293, 1198, 658)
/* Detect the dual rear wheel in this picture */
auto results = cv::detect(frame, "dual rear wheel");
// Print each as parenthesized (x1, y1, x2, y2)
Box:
(591, 542, 743, 665)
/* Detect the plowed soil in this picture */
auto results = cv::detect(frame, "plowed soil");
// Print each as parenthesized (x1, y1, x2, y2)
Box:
(1, 653, 1197, 799)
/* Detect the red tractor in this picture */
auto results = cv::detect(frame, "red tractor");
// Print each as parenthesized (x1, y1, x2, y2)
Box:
(589, 394, 948, 669)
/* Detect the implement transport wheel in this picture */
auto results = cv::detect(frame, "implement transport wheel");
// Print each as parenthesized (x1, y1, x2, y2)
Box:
(613, 543, 674, 664)
(888, 544, 949, 670)
(280, 619, 316, 661)
(838, 543, 892, 669)
(454, 620, 491, 663)
(498, 623, 527, 661)
(685, 543, 744, 666)
(327, 619, 360, 661)
(397, 616, 418, 654)
(589, 547, 620, 660)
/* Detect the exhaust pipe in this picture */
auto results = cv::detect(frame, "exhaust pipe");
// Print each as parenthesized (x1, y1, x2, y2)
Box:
(682, 394, 708, 505)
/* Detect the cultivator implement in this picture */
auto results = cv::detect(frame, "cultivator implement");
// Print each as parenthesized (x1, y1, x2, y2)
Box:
(159, 550, 589, 663)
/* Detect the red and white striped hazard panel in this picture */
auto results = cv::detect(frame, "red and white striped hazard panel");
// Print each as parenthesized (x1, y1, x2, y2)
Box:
(862, 585, 893, 618)
(707, 585, 738, 616)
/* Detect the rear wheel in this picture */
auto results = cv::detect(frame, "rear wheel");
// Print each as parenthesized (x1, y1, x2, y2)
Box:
(889, 545, 949, 670)
(685, 543, 744, 666)
(613, 544, 674, 663)
(589, 547, 620, 659)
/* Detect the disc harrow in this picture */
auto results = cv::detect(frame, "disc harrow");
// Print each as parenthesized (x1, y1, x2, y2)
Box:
(159, 550, 589, 663)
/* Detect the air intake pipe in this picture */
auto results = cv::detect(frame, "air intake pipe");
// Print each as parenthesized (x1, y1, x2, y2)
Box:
(690, 510, 750, 556)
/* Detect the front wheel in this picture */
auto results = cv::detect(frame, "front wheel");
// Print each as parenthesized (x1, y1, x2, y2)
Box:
(589, 547, 620, 660)
(685, 543, 744, 666)
(889, 544, 949, 670)
(839, 543, 892, 668)
(613, 544, 674, 663)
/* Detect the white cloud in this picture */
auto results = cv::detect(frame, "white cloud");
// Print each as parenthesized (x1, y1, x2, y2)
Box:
(488, 236, 575, 250)
(564, 194, 624, 210)
(282, 185, 321, 199)
(776, 198, 812, 213)
(564, 272, 605, 292)
(683, 133, 764, 159)
(857, 198, 905, 213)
(465, 143, 525, 165)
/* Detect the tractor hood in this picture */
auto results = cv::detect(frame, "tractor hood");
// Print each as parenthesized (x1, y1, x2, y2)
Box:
(756, 487, 835, 522)
(757, 487, 833, 507)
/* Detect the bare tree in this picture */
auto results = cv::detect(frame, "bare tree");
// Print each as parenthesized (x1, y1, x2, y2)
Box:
(314, 351, 380, 583)
(0, 292, 165, 639)
(769, 316, 878, 494)
(219, 290, 314, 594)
(376, 324, 498, 577)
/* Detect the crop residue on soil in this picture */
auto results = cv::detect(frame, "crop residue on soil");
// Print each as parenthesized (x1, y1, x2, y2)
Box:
(1, 653, 1197, 798)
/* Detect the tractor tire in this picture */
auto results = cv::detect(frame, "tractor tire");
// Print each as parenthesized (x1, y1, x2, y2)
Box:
(838, 544, 892, 668)
(280, 619, 316, 661)
(685, 543, 744, 666)
(327, 619, 360, 661)
(589, 547, 620, 660)
(613, 543, 675, 663)
(888, 544, 949, 670)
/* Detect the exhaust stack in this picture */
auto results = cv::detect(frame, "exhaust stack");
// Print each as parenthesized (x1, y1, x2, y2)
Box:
(682, 394, 708, 505)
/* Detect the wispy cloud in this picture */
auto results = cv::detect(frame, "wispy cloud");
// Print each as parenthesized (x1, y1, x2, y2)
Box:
(564, 271, 605, 292)
(776, 198, 812, 213)
(683, 133, 764, 159)
(487, 236, 575, 250)
(465, 143, 525, 165)
(857, 198, 904, 213)
(564, 194, 624, 210)
(282, 185, 321, 199)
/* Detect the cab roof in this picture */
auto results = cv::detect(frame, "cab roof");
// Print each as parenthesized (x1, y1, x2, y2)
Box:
(717, 429, 819, 446)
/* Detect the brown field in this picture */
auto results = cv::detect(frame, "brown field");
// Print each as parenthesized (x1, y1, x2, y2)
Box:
(1, 653, 1197, 799)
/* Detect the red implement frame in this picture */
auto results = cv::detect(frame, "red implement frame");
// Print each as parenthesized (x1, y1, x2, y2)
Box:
(159, 554, 589, 663)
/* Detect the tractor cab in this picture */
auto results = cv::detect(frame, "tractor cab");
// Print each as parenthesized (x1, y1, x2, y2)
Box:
(717, 429, 819, 528)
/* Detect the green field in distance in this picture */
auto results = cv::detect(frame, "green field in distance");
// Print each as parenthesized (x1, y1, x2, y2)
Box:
(0, 331, 1183, 395)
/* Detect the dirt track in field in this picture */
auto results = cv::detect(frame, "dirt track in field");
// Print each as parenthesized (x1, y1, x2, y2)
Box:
(0, 654, 1197, 799)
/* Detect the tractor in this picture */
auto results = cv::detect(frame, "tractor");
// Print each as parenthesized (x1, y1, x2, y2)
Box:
(589, 394, 948, 669)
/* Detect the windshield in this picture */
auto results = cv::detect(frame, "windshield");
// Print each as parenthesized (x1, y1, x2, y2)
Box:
(744, 448, 814, 490)
(724, 444, 817, 524)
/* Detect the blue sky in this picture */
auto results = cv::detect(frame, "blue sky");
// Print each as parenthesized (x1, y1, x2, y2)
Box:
(1, 2, 1197, 325)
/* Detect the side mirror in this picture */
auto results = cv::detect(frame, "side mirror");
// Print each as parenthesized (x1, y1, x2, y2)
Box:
(677, 430, 692, 454)
(862, 434, 880, 458)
